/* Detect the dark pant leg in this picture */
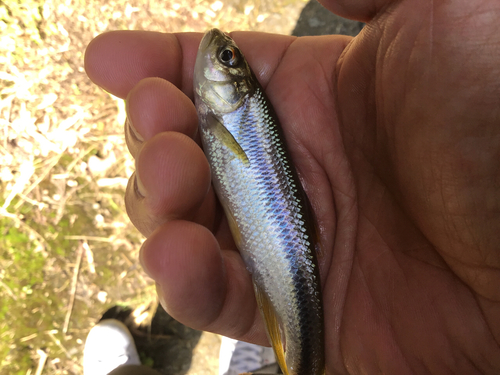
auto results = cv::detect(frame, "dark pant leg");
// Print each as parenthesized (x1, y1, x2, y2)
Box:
(108, 364, 162, 375)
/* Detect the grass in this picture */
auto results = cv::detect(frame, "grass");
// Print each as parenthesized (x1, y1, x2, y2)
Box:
(0, 0, 306, 373)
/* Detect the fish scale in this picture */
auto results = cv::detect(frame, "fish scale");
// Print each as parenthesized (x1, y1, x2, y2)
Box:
(194, 28, 325, 375)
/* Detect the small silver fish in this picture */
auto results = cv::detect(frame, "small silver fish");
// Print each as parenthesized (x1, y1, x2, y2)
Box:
(193, 29, 325, 375)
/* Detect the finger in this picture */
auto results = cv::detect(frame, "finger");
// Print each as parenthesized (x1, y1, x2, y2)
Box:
(125, 132, 210, 237)
(125, 77, 198, 158)
(84, 30, 295, 99)
(84, 30, 201, 99)
(141, 220, 268, 345)
(228, 31, 294, 89)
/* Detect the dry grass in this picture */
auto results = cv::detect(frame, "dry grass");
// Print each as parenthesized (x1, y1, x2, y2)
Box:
(0, 0, 306, 373)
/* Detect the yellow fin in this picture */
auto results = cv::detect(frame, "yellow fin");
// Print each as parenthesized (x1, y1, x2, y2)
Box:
(224, 207, 243, 250)
(253, 282, 289, 375)
(207, 114, 249, 166)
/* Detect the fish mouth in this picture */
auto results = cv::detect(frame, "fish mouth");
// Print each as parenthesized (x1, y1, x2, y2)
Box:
(198, 28, 223, 53)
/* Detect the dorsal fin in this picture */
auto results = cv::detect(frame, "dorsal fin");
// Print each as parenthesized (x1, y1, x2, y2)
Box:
(298, 184, 323, 260)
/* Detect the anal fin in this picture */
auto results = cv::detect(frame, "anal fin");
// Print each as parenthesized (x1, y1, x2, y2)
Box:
(224, 207, 243, 250)
(253, 282, 289, 375)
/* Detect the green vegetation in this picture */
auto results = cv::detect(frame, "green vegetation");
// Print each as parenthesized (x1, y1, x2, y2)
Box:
(0, 0, 149, 368)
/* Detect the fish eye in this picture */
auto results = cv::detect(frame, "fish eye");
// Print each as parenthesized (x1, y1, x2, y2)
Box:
(218, 46, 239, 67)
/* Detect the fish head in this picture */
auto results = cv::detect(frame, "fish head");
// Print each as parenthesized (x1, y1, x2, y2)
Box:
(194, 28, 255, 114)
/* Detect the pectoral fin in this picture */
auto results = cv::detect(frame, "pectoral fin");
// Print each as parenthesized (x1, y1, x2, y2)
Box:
(253, 282, 289, 375)
(207, 114, 249, 166)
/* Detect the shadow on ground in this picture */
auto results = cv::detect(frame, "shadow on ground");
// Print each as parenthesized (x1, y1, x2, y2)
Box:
(292, 0, 363, 36)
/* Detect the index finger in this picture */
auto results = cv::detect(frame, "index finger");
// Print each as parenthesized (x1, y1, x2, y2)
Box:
(84, 30, 201, 99)
(84, 30, 295, 99)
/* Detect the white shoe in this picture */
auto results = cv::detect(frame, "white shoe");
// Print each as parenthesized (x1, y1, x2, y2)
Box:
(83, 319, 141, 375)
(219, 336, 277, 375)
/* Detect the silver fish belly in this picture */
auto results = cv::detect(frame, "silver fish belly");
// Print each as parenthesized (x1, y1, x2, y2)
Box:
(193, 29, 324, 375)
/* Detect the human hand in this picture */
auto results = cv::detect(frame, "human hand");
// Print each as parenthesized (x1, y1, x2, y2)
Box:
(85, 0, 500, 372)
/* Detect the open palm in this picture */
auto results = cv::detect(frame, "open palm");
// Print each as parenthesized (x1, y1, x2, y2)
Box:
(85, 0, 500, 373)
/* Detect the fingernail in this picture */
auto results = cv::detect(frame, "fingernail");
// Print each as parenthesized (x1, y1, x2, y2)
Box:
(125, 100, 144, 142)
(155, 282, 167, 310)
(134, 170, 147, 198)
(139, 244, 152, 278)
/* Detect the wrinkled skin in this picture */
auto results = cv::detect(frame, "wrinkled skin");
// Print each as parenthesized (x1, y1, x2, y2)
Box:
(85, 0, 500, 373)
